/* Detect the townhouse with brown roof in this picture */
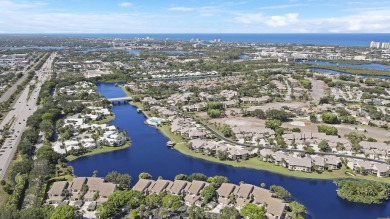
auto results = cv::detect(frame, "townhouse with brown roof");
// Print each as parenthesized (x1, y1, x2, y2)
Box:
(217, 183, 238, 205)
(166, 180, 191, 196)
(49, 177, 117, 204)
(132, 179, 155, 193)
(288, 156, 312, 172)
(235, 183, 254, 207)
(48, 181, 69, 203)
(148, 179, 173, 194)
(184, 180, 209, 206)
(69, 177, 87, 201)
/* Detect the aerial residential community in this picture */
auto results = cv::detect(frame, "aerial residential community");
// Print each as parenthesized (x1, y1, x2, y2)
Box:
(1, 1, 390, 219)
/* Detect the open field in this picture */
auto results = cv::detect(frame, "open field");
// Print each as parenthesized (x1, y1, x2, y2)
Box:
(309, 78, 327, 102)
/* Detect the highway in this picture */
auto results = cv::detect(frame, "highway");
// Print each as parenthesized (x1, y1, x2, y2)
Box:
(0, 52, 56, 181)
(0, 54, 47, 103)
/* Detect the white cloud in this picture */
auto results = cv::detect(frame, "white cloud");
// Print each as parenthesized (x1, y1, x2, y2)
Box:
(118, 2, 132, 7)
(168, 6, 220, 17)
(234, 13, 299, 27)
(168, 7, 195, 12)
(302, 9, 390, 32)
(0, 0, 47, 9)
(259, 4, 305, 9)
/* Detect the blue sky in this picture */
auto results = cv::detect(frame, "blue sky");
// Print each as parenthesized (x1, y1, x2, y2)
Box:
(1, 0, 390, 33)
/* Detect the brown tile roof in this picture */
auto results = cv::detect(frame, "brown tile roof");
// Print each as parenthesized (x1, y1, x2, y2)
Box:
(86, 177, 104, 192)
(167, 180, 189, 195)
(99, 183, 116, 197)
(133, 179, 155, 192)
(236, 184, 254, 199)
(70, 177, 87, 191)
(184, 194, 200, 204)
(150, 179, 172, 194)
(188, 180, 208, 195)
(217, 183, 237, 198)
(48, 181, 68, 196)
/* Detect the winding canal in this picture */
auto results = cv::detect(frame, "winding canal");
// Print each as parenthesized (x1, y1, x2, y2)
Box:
(68, 83, 390, 219)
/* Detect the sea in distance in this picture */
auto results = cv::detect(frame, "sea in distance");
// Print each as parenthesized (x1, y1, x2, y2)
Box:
(11, 33, 390, 47)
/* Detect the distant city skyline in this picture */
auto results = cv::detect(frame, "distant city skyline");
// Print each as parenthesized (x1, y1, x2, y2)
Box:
(1, 0, 390, 33)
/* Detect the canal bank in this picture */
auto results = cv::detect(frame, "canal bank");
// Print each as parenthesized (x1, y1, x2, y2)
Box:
(68, 83, 390, 219)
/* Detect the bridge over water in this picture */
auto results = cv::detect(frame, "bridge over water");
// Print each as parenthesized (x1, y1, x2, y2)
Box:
(107, 96, 133, 104)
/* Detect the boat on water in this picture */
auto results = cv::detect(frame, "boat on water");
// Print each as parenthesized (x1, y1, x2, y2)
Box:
(166, 141, 175, 147)
(137, 109, 142, 113)
(115, 83, 119, 87)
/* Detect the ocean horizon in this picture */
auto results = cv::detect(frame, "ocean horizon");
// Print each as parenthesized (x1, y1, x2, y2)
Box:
(2, 33, 390, 47)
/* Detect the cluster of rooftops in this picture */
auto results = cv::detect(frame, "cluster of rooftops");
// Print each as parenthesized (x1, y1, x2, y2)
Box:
(133, 179, 286, 219)
(47, 177, 116, 204)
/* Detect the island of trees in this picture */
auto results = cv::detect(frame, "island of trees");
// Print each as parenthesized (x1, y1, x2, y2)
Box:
(334, 180, 389, 204)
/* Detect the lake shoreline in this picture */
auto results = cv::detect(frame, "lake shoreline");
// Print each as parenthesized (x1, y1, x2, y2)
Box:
(120, 84, 389, 183)
(66, 140, 131, 162)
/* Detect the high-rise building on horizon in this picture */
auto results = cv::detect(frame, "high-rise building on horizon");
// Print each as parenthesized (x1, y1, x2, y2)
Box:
(370, 41, 380, 48)
(382, 42, 390, 49)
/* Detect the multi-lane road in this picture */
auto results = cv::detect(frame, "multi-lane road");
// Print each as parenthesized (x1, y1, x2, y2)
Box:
(0, 53, 56, 181)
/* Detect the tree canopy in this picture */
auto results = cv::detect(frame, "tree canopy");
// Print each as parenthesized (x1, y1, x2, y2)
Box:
(334, 180, 389, 204)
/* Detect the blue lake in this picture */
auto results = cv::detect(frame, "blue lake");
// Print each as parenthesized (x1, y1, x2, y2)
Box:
(68, 83, 390, 219)
(297, 60, 390, 71)
(128, 50, 140, 55)
(312, 68, 390, 79)
(78, 47, 113, 53)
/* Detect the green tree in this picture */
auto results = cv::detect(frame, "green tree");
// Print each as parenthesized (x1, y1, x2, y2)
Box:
(317, 125, 338, 135)
(270, 185, 292, 202)
(41, 113, 54, 121)
(207, 101, 224, 110)
(174, 174, 188, 181)
(290, 201, 306, 219)
(265, 119, 282, 130)
(188, 205, 205, 219)
(318, 140, 331, 152)
(240, 203, 266, 219)
(220, 206, 241, 219)
(105, 171, 132, 189)
(50, 205, 75, 219)
(265, 109, 291, 122)
(126, 190, 145, 209)
(207, 175, 229, 188)
(207, 109, 222, 118)
(139, 172, 152, 179)
(162, 194, 182, 209)
(321, 112, 339, 124)
(145, 194, 162, 209)
(201, 185, 217, 204)
(221, 125, 234, 138)
(187, 173, 208, 181)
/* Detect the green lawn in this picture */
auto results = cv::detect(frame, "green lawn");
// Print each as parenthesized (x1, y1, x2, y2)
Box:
(119, 85, 390, 183)
(89, 115, 115, 125)
(50, 175, 74, 182)
(175, 143, 390, 183)
(66, 142, 131, 162)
